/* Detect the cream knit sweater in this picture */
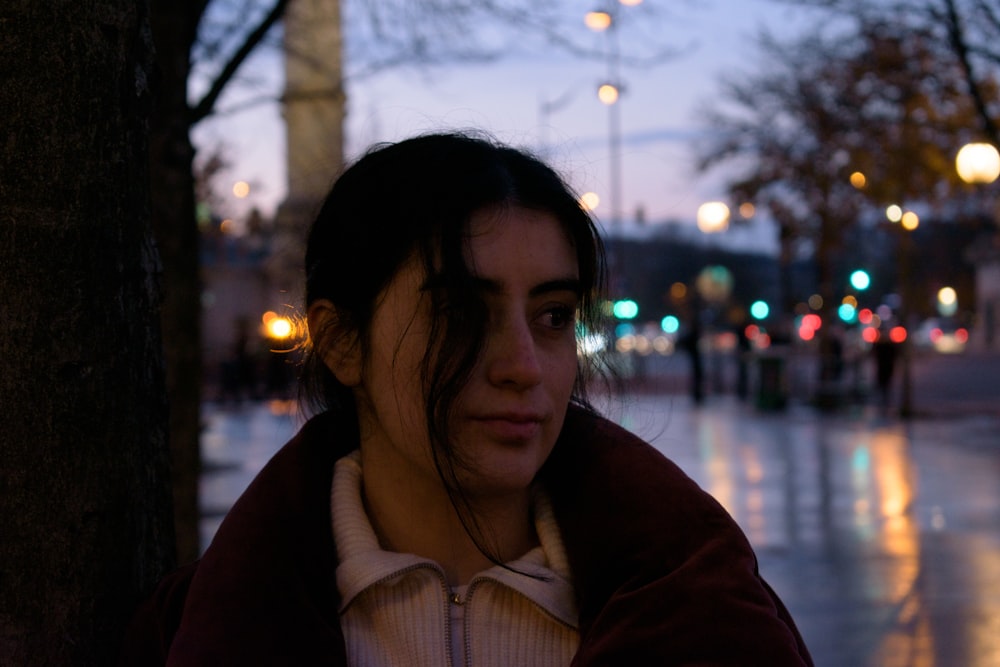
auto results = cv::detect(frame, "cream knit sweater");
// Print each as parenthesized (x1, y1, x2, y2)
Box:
(331, 452, 580, 667)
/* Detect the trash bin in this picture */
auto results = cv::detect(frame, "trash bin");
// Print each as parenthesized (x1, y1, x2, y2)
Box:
(756, 353, 788, 410)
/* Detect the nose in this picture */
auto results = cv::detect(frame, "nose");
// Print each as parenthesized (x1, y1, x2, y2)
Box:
(485, 316, 543, 389)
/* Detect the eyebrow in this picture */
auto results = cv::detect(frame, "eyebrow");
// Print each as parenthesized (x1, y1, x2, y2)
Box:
(422, 275, 582, 298)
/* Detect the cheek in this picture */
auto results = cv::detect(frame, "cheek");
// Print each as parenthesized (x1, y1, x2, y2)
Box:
(544, 346, 579, 397)
(359, 327, 431, 429)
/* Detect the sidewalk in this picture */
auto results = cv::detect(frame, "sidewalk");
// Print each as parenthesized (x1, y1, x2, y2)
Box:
(200, 388, 1000, 666)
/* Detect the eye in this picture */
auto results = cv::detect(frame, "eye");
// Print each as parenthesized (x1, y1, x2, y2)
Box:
(539, 305, 576, 331)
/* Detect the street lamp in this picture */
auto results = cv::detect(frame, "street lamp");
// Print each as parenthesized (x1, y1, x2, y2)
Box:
(956, 142, 1000, 185)
(586, 0, 641, 226)
(696, 201, 730, 233)
(955, 141, 1000, 352)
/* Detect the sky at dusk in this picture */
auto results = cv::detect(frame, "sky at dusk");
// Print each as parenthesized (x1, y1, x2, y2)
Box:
(193, 0, 824, 253)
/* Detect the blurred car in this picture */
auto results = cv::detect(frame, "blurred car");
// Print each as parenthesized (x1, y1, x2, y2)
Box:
(914, 319, 969, 354)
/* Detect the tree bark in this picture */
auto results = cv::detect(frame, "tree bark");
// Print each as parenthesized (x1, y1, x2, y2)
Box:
(0, 1, 175, 663)
(150, 0, 292, 565)
(149, 0, 205, 566)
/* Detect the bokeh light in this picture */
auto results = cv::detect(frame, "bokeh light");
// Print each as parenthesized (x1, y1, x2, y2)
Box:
(584, 11, 612, 31)
(613, 299, 639, 319)
(955, 142, 1000, 184)
(660, 315, 680, 333)
(850, 269, 871, 291)
(697, 201, 730, 233)
(597, 83, 619, 105)
(580, 191, 600, 211)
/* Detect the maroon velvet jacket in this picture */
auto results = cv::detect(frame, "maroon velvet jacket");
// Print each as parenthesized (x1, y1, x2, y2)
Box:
(120, 406, 813, 666)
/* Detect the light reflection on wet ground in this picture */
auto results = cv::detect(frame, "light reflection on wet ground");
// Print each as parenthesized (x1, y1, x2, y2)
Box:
(201, 396, 1000, 667)
(618, 396, 1000, 667)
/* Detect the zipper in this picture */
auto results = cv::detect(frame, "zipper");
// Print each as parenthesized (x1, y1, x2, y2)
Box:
(462, 578, 483, 667)
(344, 562, 456, 666)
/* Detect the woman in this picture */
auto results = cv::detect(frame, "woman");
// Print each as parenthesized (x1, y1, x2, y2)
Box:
(122, 132, 812, 665)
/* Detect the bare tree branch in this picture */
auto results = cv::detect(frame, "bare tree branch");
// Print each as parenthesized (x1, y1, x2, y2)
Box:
(943, 0, 1000, 142)
(190, 0, 291, 124)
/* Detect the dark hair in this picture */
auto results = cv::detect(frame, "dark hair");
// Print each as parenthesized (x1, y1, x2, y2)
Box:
(299, 131, 608, 560)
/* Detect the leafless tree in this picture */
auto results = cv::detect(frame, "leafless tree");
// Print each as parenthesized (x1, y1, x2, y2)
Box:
(777, 0, 1000, 145)
(696, 18, 987, 386)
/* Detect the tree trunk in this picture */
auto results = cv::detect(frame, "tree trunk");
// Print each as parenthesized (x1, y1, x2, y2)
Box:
(0, 1, 175, 663)
(149, 1, 205, 565)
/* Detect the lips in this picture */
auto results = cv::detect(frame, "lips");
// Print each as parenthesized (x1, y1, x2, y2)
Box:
(471, 412, 545, 442)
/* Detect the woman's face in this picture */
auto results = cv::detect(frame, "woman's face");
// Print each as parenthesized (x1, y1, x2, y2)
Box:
(354, 205, 581, 500)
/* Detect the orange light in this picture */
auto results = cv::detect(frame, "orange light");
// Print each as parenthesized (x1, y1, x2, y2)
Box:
(584, 11, 612, 31)
(266, 316, 294, 339)
(890, 326, 907, 343)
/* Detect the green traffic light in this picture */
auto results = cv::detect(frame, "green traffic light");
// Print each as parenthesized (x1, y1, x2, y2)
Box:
(613, 299, 639, 320)
(850, 270, 871, 291)
(750, 300, 769, 320)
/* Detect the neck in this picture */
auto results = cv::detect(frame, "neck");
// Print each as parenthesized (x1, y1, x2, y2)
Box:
(359, 450, 537, 587)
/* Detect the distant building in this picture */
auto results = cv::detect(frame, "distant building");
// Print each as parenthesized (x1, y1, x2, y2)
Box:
(200, 0, 346, 398)
(268, 0, 345, 301)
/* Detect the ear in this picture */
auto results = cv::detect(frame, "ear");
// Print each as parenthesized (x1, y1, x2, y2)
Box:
(307, 299, 362, 387)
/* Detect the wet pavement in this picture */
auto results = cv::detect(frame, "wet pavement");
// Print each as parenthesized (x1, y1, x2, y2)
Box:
(199, 353, 1000, 667)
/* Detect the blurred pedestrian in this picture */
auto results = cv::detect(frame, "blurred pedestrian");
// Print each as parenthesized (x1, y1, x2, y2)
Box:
(873, 333, 899, 411)
(736, 322, 752, 400)
(678, 306, 705, 405)
(121, 132, 812, 665)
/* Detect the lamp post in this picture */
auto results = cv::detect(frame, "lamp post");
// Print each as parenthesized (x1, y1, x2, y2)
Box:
(956, 141, 1000, 351)
(696, 201, 730, 234)
(586, 0, 640, 227)
(891, 206, 918, 418)
(956, 142, 1000, 185)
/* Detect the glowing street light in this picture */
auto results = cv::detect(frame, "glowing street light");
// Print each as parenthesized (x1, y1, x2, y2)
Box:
(597, 83, 620, 105)
(262, 311, 295, 340)
(900, 210, 919, 231)
(579, 191, 600, 211)
(584, 11, 612, 31)
(697, 201, 730, 233)
(956, 142, 1000, 184)
(585, 1, 640, 226)
(938, 286, 958, 317)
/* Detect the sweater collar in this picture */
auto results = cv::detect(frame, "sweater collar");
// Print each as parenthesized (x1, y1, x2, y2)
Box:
(331, 450, 578, 627)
